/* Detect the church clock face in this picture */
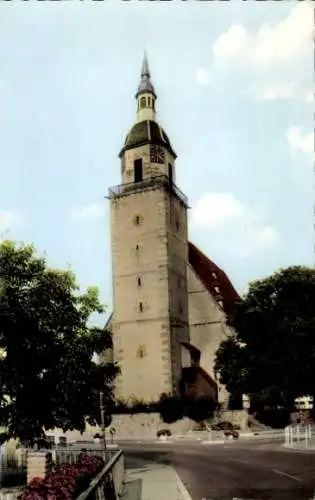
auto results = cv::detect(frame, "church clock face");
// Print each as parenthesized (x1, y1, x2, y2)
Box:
(150, 145, 165, 164)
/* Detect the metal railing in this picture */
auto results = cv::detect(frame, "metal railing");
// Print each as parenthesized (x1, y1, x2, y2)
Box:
(108, 175, 189, 207)
(0, 444, 27, 488)
(0, 448, 124, 500)
(76, 449, 124, 500)
(284, 424, 313, 449)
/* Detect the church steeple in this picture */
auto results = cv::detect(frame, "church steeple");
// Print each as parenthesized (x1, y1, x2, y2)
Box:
(136, 53, 157, 123)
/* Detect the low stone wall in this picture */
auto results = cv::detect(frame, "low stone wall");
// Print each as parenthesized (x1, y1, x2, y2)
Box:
(110, 414, 199, 438)
(47, 415, 199, 441)
(46, 410, 249, 441)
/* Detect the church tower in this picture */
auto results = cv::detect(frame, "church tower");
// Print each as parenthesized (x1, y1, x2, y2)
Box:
(108, 55, 190, 402)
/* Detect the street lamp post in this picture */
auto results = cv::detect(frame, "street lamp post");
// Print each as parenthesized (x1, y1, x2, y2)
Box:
(93, 352, 107, 455)
(99, 391, 107, 452)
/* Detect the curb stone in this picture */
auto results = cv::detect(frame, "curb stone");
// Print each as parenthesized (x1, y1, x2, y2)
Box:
(174, 469, 193, 500)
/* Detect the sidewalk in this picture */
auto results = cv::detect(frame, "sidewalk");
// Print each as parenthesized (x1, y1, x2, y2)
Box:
(121, 461, 192, 500)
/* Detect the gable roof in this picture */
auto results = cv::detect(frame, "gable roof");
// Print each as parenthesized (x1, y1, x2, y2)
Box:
(188, 241, 241, 315)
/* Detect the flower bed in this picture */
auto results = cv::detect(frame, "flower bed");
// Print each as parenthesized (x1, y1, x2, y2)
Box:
(21, 453, 104, 500)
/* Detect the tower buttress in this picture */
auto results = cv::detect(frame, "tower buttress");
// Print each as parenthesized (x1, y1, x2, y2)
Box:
(109, 55, 190, 402)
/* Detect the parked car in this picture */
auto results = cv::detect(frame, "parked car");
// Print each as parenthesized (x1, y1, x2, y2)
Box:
(223, 429, 239, 439)
(156, 429, 172, 438)
(211, 421, 240, 431)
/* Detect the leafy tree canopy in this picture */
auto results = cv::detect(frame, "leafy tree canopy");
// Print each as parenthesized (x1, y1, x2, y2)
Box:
(214, 266, 315, 408)
(0, 241, 119, 444)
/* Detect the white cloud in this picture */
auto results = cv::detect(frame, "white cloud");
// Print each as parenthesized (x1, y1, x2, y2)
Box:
(195, 67, 213, 86)
(213, 3, 312, 70)
(191, 193, 279, 257)
(247, 84, 314, 103)
(246, 82, 297, 102)
(0, 210, 22, 238)
(71, 202, 106, 221)
(286, 126, 313, 155)
(305, 90, 314, 103)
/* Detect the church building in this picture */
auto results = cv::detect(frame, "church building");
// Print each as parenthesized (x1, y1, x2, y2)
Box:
(106, 55, 240, 406)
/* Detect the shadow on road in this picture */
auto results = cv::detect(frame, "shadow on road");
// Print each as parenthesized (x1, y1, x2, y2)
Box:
(125, 451, 172, 468)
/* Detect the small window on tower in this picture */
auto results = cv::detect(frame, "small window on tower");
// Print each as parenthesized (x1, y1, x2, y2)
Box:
(137, 345, 147, 358)
(137, 277, 142, 287)
(134, 159, 143, 183)
(139, 302, 143, 312)
(140, 97, 146, 108)
(175, 219, 180, 230)
(148, 97, 151, 106)
(133, 214, 143, 226)
(136, 243, 140, 250)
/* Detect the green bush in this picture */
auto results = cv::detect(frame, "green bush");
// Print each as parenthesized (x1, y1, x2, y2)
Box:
(158, 394, 184, 423)
(111, 394, 217, 425)
(184, 396, 217, 422)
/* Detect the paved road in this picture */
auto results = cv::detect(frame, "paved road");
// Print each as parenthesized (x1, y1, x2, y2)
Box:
(120, 439, 315, 500)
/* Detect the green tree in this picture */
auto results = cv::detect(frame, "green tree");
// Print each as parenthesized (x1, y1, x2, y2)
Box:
(214, 266, 315, 409)
(0, 241, 119, 444)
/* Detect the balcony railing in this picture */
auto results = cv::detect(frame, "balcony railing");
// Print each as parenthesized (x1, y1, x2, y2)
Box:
(108, 175, 189, 207)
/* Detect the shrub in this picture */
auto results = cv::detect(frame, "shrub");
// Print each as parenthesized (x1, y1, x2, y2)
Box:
(20, 453, 104, 500)
(158, 394, 184, 423)
(184, 396, 217, 422)
(112, 398, 159, 415)
(254, 408, 291, 429)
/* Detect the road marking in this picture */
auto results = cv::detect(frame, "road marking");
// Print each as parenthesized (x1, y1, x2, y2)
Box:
(272, 469, 302, 482)
(228, 457, 251, 465)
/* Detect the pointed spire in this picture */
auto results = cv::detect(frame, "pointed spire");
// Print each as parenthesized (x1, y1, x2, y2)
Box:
(141, 52, 150, 78)
(136, 52, 156, 98)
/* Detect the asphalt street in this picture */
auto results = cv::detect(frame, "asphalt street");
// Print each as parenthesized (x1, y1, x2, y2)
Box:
(120, 439, 315, 500)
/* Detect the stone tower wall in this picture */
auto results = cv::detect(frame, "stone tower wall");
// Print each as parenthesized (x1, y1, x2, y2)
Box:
(110, 177, 189, 401)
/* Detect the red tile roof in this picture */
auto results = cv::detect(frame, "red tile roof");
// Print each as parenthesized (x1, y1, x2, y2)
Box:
(180, 366, 218, 401)
(180, 344, 218, 394)
(188, 241, 241, 315)
(197, 366, 218, 394)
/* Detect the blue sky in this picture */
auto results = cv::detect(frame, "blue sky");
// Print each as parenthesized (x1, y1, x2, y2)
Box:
(0, 1, 313, 324)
